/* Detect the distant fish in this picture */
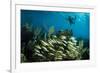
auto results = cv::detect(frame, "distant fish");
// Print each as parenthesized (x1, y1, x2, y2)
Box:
(42, 46, 49, 52)
(41, 40, 48, 46)
(66, 16, 76, 25)
(35, 45, 41, 50)
(60, 35, 66, 40)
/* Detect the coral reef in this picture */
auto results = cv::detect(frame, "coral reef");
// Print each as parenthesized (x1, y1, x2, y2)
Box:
(21, 24, 89, 62)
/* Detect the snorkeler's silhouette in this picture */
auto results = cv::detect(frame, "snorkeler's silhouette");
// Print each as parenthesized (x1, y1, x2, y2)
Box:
(66, 16, 76, 25)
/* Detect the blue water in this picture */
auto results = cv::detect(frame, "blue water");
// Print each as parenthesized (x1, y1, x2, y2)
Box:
(21, 10, 90, 40)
